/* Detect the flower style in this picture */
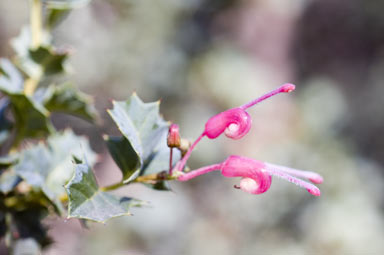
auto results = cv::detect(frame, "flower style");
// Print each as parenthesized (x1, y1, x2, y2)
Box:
(177, 155, 323, 196)
(174, 83, 296, 172)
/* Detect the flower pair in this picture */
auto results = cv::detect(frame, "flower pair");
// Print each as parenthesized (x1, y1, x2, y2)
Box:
(170, 84, 323, 196)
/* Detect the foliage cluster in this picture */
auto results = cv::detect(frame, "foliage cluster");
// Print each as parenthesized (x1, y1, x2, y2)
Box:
(0, 1, 175, 253)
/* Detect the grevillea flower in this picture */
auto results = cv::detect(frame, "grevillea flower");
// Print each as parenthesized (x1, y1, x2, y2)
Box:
(177, 155, 323, 196)
(175, 83, 296, 171)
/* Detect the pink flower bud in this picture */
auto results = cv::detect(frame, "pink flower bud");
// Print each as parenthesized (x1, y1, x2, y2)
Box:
(167, 124, 181, 148)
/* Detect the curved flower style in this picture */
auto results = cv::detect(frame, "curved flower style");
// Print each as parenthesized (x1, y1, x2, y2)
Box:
(177, 155, 323, 196)
(175, 83, 296, 171)
(204, 83, 295, 140)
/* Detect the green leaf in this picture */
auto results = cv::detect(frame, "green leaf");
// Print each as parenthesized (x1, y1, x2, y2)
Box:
(0, 155, 18, 169)
(11, 28, 67, 78)
(0, 59, 52, 142)
(44, 0, 92, 10)
(105, 136, 140, 183)
(0, 169, 21, 194)
(14, 130, 95, 213)
(43, 83, 98, 122)
(29, 46, 68, 76)
(0, 58, 23, 93)
(45, 9, 70, 30)
(7, 93, 52, 143)
(107, 93, 169, 182)
(66, 160, 144, 223)
(11, 28, 57, 79)
(141, 132, 180, 176)
(0, 131, 9, 146)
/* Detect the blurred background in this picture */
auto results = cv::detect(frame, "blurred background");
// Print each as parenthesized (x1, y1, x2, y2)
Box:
(2, 0, 384, 254)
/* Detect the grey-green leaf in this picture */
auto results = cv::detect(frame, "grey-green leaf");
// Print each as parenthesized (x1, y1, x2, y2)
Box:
(14, 130, 95, 213)
(29, 46, 68, 76)
(43, 83, 98, 122)
(0, 155, 18, 169)
(7, 93, 52, 143)
(105, 136, 140, 182)
(107, 93, 168, 182)
(11, 28, 67, 79)
(0, 58, 23, 93)
(0, 169, 21, 194)
(66, 161, 144, 223)
(45, 9, 70, 30)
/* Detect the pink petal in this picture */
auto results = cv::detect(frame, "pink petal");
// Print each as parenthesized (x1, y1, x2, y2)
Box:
(221, 155, 272, 194)
(204, 108, 251, 139)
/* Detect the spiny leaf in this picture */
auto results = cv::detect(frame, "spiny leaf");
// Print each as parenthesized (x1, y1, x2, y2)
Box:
(7, 93, 52, 142)
(0, 58, 52, 142)
(0, 169, 21, 194)
(0, 58, 23, 93)
(11, 28, 67, 78)
(107, 93, 168, 182)
(0, 155, 18, 169)
(65, 160, 145, 223)
(29, 46, 68, 76)
(45, 9, 70, 30)
(105, 136, 140, 183)
(43, 82, 98, 122)
(14, 130, 95, 214)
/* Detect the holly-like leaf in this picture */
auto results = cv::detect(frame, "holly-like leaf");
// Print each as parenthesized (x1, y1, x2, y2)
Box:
(0, 155, 18, 169)
(0, 58, 52, 142)
(0, 98, 12, 133)
(141, 132, 180, 175)
(43, 83, 98, 122)
(105, 136, 140, 183)
(7, 93, 52, 143)
(45, 9, 71, 30)
(0, 58, 23, 93)
(107, 93, 169, 182)
(29, 46, 68, 76)
(0, 169, 21, 194)
(43, 0, 92, 10)
(14, 130, 95, 213)
(66, 160, 144, 223)
(11, 28, 67, 78)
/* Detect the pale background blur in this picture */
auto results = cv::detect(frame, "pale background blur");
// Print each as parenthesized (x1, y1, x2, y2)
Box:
(1, 0, 384, 254)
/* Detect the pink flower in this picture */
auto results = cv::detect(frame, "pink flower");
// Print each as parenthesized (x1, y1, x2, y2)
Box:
(204, 83, 295, 139)
(178, 155, 322, 196)
(175, 83, 296, 171)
